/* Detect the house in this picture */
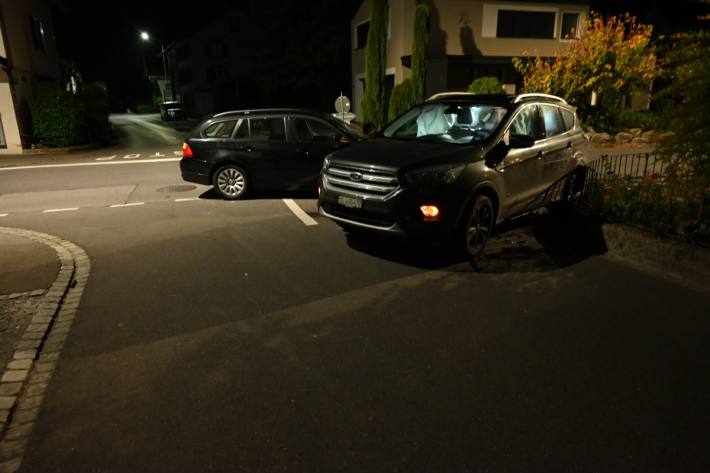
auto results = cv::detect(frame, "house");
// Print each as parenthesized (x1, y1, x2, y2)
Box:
(0, 0, 62, 154)
(351, 0, 590, 119)
(165, 7, 264, 117)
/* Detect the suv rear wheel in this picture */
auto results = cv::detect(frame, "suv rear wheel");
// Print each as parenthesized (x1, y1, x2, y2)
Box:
(214, 165, 248, 200)
(462, 194, 495, 258)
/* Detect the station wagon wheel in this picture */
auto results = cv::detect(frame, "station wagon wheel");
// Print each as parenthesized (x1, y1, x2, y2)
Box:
(214, 165, 248, 200)
(463, 195, 495, 258)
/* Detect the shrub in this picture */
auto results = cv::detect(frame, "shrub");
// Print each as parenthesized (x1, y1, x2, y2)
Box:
(79, 83, 112, 144)
(467, 77, 505, 94)
(388, 79, 415, 122)
(361, 0, 389, 130)
(616, 110, 660, 131)
(411, 0, 429, 103)
(135, 103, 157, 114)
(32, 89, 87, 147)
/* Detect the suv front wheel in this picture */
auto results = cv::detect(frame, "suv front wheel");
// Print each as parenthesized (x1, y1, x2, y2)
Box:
(462, 194, 495, 258)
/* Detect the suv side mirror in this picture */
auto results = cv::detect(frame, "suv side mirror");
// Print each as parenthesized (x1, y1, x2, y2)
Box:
(508, 133, 535, 149)
(336, 134, 351, 145)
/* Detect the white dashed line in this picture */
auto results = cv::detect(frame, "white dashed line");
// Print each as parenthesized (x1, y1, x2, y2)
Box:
(283, 199, 318, 226)
(0, 158, 181, 172)
(110, 202, 145, 208)
(0, 214, 8, 217)
(95, 155, 116, 161)
(175, 198, 199, 202)
(43, 208, 79, 213)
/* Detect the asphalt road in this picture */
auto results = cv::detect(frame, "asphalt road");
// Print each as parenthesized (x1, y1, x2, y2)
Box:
(1, 115, 708, 472)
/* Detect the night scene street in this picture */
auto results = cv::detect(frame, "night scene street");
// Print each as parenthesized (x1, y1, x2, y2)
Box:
(1, 1, 709, 472)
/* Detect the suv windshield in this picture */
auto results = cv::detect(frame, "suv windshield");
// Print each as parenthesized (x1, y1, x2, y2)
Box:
(383, 102, 507, 144)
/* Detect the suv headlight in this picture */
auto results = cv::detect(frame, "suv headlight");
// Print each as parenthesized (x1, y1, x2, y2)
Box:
(405, 164, 465, 186)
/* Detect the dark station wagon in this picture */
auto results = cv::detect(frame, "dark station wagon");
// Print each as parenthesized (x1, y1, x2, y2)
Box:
(180, 109, 364, 199)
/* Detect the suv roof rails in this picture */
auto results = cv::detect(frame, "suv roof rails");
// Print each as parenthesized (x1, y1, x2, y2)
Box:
(426, 92, 478, 102)
(513, 93, 567, 104)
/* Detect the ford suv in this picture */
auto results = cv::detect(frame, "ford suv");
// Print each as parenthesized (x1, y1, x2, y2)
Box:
(317, 93, 587, 257)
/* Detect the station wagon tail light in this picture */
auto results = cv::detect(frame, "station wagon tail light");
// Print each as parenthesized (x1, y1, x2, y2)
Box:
(420, 205, 440, 222)
(182, 142, 193, 158)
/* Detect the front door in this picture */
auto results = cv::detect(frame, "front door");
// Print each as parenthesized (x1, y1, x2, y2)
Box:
(497, 104, 546, 217)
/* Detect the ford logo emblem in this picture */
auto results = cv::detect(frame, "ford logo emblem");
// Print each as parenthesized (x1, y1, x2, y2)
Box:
(349, 172, 363, 181)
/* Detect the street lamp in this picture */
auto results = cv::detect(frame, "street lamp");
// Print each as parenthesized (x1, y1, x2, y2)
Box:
(138, 31, 171, 101)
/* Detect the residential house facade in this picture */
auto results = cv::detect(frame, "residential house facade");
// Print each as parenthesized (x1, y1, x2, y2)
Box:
(165, 7, 263, 117)
(351, 0, 590, 119)
(0, 0, 61, 154)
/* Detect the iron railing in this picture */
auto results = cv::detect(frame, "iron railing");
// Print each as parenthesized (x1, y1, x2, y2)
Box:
(581, 152, 709, 245)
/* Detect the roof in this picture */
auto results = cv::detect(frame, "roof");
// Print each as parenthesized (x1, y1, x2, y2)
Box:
(426, 92, 569, 107)
(209, 108, 334, 120)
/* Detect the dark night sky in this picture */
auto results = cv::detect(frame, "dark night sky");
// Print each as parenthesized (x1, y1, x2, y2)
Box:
(50, 0, 704, 111)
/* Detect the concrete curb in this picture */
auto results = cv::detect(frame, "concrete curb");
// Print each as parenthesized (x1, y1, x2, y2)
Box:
(0, 227, 90, 473)
(20, 143, 99, 156)
(603, 223, 710, 292)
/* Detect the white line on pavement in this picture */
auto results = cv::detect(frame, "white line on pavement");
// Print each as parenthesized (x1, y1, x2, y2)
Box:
(110, 202, 145, 208)
(0, 158, 181, 172)
(282, 199, 318, 226)
(175, 198, 199, 202)
(43, 208, 79, 213)
(0, 214, 8, 217)
(95, 155, 116, 161)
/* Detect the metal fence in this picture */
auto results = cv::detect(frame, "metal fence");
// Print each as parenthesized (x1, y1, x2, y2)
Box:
(581, 152, 709, 245)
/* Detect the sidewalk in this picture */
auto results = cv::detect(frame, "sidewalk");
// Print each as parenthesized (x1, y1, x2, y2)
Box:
(0, 233, 59, 378)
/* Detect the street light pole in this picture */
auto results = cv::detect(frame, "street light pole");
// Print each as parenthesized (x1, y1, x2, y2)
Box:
(140, 31, 173, 101)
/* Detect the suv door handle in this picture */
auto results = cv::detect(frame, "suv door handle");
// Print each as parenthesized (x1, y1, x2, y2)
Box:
(243, 146, 254, 153)
(536, 151, 544, 160)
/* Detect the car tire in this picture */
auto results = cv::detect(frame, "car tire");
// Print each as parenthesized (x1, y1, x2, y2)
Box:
(213, 165, 249, 200)
(461, 194, 495, 258)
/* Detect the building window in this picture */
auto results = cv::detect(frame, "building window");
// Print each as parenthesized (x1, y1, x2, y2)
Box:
(496, 10, 556, 39)
(29, 16, 46, 52)
(355, 21, 370, 49)
(561, 12, 581, 39)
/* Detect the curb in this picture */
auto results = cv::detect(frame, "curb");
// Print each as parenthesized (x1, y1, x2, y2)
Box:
(602, 223, 710, 292)
(0, 227, 90, 473)
(20, 143, 99, 156)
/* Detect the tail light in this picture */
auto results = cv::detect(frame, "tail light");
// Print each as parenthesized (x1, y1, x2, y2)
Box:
(182, 142, 193, 158)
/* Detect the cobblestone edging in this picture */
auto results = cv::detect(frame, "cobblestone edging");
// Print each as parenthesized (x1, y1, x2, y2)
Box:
(0, 228, 90, 473)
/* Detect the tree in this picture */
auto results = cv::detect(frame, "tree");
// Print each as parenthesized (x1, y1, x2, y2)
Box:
(467, 77, 505, 94)
(513, 12, 660, 129)
(361, 0, 389, 130)
(411, 0, 430, 103)
(388, 78, 414, 121)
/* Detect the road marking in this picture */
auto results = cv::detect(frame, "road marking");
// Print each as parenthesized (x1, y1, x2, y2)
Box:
(175, 198, 199, 202)
(96, 155, 116, 161)
(0, 214, 8, 217)
(43, 208, 79, 213)
(110, 202, 145, 208)
(123, 154, 140, 159)
(283, 199, 318, 226)
(0, 158, 181, 172)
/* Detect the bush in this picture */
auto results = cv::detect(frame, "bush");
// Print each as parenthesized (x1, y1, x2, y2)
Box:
(388, 79, 415, 122)
(467, 77, 505, 94)
(616, 110, 660, 131)
(32, 89, 87, 147)
(79, 83, 112, 144)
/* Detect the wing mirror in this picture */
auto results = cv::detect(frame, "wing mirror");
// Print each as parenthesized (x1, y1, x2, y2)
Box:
(336, 134, 351, 145)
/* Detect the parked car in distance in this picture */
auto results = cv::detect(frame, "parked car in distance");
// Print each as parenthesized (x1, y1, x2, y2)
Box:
(160, 101, 186, 121)
(180, 109, 364, 199)
(318, 93, 587, 257)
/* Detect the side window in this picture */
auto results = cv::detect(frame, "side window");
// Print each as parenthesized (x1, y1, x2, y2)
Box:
(203, 120, 237, 138)
(560, 109, 575, 131)
(509, 105, 540, 140)
(250, 117, 286, 141)
(540, 105, 565, 138)
(234, 119, 249, 139)
(294, 118, 338, 142)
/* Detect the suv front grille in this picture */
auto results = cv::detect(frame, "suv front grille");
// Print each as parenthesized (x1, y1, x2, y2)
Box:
(324, 164, 399, 199)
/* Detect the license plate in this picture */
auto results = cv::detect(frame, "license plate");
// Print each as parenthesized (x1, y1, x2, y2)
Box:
(338, 195, 363, 209)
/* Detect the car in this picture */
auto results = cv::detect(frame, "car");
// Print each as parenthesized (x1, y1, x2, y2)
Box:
(317, 93, 588, 257)
(160, 101, 186, 121)
(180, 109, 364, 199)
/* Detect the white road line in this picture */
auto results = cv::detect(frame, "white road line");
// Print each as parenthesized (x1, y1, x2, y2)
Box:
(43, 208, 79, 213)
(282, 199, 318, 226)
(175, 198, 199, 202)
(0, 158, 181, 172)
(0, 214, 8, 217)
(110, 202, 145, 208)
(95, 155, 116, 161)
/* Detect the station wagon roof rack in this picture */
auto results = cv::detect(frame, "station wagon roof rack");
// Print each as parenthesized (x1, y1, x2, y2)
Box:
(512, 93, 567, 104)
